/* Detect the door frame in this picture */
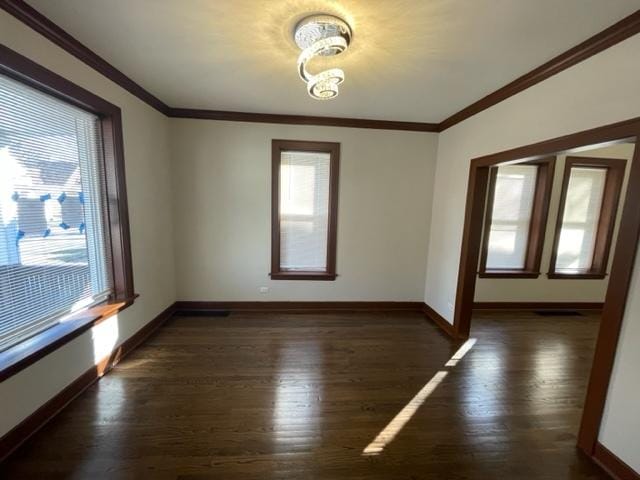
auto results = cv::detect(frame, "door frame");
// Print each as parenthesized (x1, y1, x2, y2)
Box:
(451, 116, 640, 455)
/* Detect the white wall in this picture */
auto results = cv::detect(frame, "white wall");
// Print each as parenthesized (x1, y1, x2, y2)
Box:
(170, 119, 437, 301)
(423, 33, 640, 469)
(475, 143, 635, 303)
(2, 6, 639, 471)
(599, 249, 640, 472)
(0, 11, 176, 436)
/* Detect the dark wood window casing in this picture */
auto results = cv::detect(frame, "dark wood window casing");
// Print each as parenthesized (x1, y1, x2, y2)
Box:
(479, 157, 556, 278)
(548, 156, 626, 280)
(271, 139, 340, 281)
(0, 45, 134, 381)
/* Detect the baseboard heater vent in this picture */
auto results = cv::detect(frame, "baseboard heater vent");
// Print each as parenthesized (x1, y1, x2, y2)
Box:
(534, 310, 584, 317)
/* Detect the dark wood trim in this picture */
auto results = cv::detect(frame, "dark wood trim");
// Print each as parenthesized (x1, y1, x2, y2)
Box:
(578, 141, 640, 454)
(0, 0, 438, 132)
(4, 0, 639, 133)
(527, 157, 556, 271)
(548, 157, 626, 278)
(0, 302, 176, 462)
(169, 108, 439, 132)
(0, 0, 170, 114)
(0, 297, 137, 383)
(473, 301, 604, 311)
(478, 157, 555, 277)
(451, 117, 640, 460)
(478, 270, 541, 279)
(547, 272, 607, 280)
(470, 118, 638, 169)
(478, 166, 498, 273)
(421, 303, 457, 339)
(453, 163, 490, 339)
(0, 45, 135, 376)
(593, 443, 640, 480)
(175, 301, 423, 313)
(269, 272, 337, 281)
(0, 44, 134, 301)
(438, 9, 640, 131)
(271, 140, 340, 280)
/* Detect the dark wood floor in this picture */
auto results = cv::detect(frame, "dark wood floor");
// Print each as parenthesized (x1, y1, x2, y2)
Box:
(1, 310, 609, 479)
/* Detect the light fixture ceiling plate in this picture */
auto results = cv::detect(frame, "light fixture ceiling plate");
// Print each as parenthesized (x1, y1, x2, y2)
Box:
(294, 14, 352, 55)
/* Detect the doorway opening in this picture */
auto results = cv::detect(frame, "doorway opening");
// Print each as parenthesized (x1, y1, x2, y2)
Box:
(452, 117, 640, 458)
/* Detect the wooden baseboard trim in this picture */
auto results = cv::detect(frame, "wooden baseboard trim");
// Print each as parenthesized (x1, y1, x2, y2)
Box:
(593, 443, 640, 480)
(473, 301, 604, 311)
(421, 303, 457, 338)
(174, 301, 424, 313)
(0, 302, 176, 462)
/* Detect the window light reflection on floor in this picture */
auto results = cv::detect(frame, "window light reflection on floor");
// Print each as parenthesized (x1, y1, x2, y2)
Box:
(362, 338, 478, 456)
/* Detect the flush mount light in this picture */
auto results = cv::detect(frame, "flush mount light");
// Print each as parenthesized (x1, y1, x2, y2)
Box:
(294, 14, 352, 100)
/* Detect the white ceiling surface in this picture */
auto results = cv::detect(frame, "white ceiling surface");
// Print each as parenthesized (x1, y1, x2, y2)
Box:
(27, 0, 640, 123)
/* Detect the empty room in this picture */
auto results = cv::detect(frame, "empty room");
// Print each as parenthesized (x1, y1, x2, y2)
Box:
(0, 1, 639, 479)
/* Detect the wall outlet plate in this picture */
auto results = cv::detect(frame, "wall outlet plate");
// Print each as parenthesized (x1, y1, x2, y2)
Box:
(259, 287, 269, 294)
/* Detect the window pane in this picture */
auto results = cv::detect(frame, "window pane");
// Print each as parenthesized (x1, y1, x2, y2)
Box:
(555, 167, 607, 273)
(485, 165, 538, 269)
(279, 150, 330, 271)
(0, 73, 112, 351)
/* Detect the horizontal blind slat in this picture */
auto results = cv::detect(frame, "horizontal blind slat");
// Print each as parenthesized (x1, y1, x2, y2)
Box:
(0, 73, 113, 352)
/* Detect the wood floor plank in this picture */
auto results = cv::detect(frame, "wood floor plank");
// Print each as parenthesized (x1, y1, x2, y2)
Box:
(0, 310, 610, 479)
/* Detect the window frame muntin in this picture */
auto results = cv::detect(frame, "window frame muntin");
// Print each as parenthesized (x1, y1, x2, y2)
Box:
(271, 139, 340, 281)
(478, 157, 556, 278)
(548, 156, 626, 279)
(0, 45, 135, 381)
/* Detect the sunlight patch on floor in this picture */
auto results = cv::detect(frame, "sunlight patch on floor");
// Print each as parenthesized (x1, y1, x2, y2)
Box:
(362, 337, 477, 455)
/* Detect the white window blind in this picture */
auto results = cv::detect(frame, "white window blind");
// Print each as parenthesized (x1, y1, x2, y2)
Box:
(279, 150, 330, 271)
(555, 167, 607, 273)
(0, 73, 112, 351)
(485, 165, 538, 269)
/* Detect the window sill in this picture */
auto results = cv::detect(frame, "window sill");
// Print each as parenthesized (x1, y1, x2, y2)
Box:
(547, 272, 607, 280)
(0, 295, 138, 382)
(270, 271, 337, 281)
(478, 270, 541, 279)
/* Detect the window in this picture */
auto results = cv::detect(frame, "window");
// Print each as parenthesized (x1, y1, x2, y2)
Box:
(549, 157, 625, 279)
(0, 46, 132, 374)
(271, 140, 339, 280)
(479, 158, 555, 278)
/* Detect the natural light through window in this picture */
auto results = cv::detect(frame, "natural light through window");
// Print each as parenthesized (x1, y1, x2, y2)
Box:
(279, 150, 330, 271)
(362, 338, 478, 456)
(0, 73, 112, 352)
(555, 167, 606, 273)
(485, 165, 537, 270)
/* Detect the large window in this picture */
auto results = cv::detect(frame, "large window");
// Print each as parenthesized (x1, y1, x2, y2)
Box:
(0, 46, 132, 375)
(479, 158, 555, 277)
(549, 157, 625, 279)
(0, 74, 113, 350)
(271, 140, 339, 280)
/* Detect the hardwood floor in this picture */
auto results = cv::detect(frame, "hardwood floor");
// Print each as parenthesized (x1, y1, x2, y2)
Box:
(1, 310, 609, 479)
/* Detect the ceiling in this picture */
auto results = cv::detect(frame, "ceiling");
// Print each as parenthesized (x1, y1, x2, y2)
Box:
(26, 0, 640, 123)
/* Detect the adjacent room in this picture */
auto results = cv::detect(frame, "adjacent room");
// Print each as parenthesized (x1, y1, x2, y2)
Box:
(1, 1, 639, 479)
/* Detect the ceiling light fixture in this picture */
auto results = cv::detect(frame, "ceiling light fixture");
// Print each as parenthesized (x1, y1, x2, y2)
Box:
(294, 14, 352, 100)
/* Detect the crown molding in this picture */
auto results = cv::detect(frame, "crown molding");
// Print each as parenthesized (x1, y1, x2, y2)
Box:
(168, 108, 439, 131)
(0, 0, 171, 114)
(438, 9, 640, 131)
(2, 0, 639, 133)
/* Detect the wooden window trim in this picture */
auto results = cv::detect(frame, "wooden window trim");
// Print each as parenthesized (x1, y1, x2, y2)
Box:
(478, 157, 556, 278)
(548, 156, 626, 280)
(0, 45, 135, 381)
(271, 139, 340, 281)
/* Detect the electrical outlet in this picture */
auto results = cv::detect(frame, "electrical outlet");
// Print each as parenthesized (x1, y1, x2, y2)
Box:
(259, 287, 269, 294)
(447, 302, 454, 312)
